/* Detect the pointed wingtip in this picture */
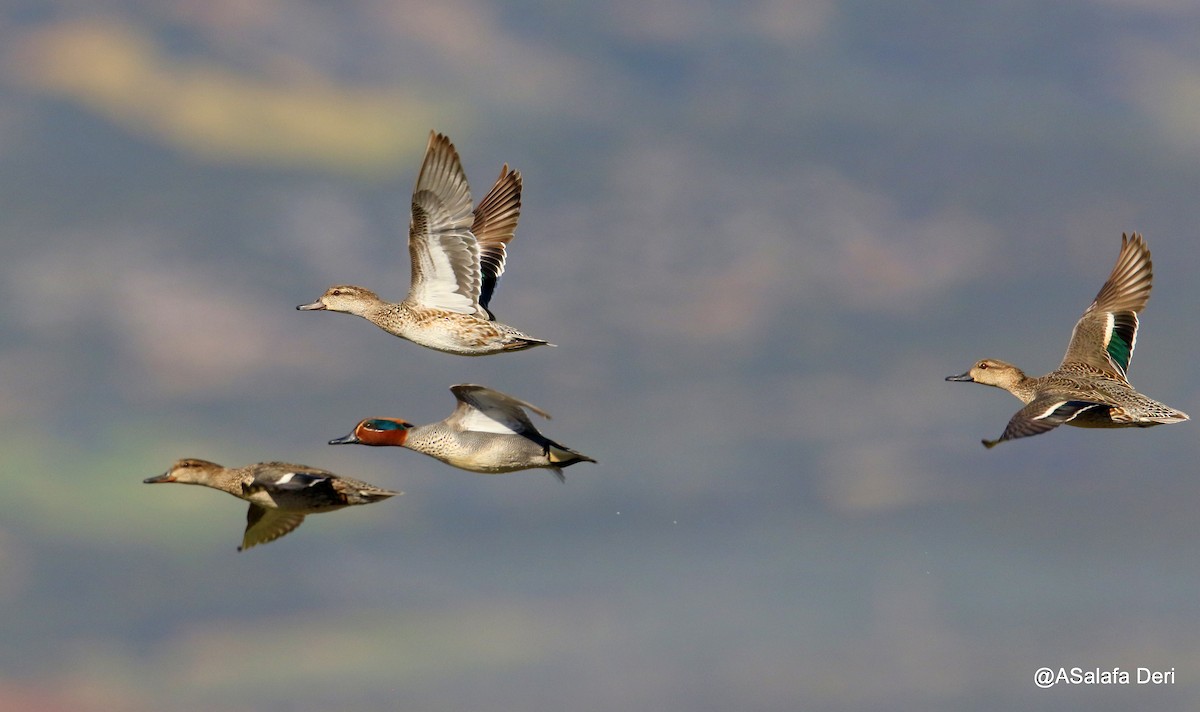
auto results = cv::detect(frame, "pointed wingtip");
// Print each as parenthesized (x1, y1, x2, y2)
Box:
(982, 438, 999, 449)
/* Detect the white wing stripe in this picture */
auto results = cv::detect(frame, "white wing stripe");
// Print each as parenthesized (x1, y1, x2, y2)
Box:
(458, 407, 524, 434)
(413, 232, 478, 313)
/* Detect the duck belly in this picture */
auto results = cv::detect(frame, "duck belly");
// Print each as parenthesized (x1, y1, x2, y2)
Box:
(437, 436, 548, 473)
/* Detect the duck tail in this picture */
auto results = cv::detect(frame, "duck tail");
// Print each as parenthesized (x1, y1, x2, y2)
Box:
(548, 444, 597, 469)
(1158, 408, 1189, 424)
(346, 485, 402, 504)
(503, 336, 555, 352)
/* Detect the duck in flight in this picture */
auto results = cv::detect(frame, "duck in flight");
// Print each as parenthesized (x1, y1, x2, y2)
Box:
(298, 132, 550, 355)
(947, 233, 1189, 448)
(329, 384, 595, 481)
(144, 458, 399, 551)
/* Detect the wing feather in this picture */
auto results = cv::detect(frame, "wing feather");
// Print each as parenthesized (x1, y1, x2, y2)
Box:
(1060, 233, 1151, 380)
(404, 132, 485, 315)
(240, 505, 306, 551)
(471, 165, 522, 314)
(446, 383, 548, 435)
(985, 398, 1105, 448)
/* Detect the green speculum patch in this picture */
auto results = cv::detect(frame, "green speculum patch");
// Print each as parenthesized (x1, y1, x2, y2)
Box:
(1107, 316, 1136, 374)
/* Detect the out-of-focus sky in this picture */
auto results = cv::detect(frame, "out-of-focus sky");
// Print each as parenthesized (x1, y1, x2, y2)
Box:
(3, 1, 1200, 710)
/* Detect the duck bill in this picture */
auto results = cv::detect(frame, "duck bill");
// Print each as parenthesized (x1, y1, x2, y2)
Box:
(945, 372, 975, 383)
(328, 432, 361, 445)
(143, 472, 174, 484)
(296, 300, 326, 311)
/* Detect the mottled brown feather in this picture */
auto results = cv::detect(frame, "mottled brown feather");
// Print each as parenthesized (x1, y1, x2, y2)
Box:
(1060, 232, 1151, 379)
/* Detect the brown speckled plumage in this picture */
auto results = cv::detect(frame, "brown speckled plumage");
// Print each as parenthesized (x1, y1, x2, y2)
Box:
(143, 459, 399, 551)
(947, 233, 1188, 448)
(298, 132, 550, 356)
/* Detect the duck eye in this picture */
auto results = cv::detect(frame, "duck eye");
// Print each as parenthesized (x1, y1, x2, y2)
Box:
(979, 362, 989, 369)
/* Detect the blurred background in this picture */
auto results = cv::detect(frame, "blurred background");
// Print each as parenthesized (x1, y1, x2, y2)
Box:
(2, 1, 1200, 710)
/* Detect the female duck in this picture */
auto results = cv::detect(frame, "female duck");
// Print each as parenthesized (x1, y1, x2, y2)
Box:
(144, 458, 399, 550)
(947, 233, 1189, 447)
(329, 384, 596, 481)
(298, 131, 550, 355)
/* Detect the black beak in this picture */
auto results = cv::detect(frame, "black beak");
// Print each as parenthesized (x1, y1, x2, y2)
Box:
(945, 372, 975, 382)
(143, 472, 172, 483)
(328, 432, 361, 445)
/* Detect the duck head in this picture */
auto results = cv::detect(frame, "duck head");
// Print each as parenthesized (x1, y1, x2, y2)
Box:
(297, 285, 382, 316)
(144, 458, 222, 485)
(946, 358, 1026, 390)
(329, 418, 413, 447)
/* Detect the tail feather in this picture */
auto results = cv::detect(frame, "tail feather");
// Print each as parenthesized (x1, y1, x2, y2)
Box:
(548, 445, 597, 467)
(541, 443, 596, 482)
(502, 336, 554, 352)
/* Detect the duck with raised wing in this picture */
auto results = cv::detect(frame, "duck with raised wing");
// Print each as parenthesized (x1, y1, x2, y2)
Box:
(298, 131, 550, 355)
(947, 232, 1189, 448)
(329, 384, 596, 481)
(144, 459, 400, 551)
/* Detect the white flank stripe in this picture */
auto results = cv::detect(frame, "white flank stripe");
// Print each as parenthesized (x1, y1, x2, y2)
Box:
(1062, 404, 1101, 423)
(1032, 402, 1067, 421)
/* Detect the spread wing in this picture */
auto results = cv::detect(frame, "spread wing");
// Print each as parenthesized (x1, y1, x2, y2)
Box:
(446, 383, 550, 435)
(240, 505, 306, 551)
(1060, 233, 1151, 381)
(471, 165, 522, 316)
(984, 397, 1106, 449)
(404, 132, 485, 316)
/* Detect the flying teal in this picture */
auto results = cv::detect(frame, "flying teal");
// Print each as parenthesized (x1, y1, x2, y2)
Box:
(144, 458, 399, 550)
(329, 384, 595, 481)
(298, 132, 550, 355)
(947, 233, 1189, 448)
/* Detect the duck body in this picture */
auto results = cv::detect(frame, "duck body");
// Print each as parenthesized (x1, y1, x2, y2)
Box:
(947, 233, 1189, 448)
(144, 458, 399, 550)
(298, 131, 550, 356)
(306, 286, 547, 355)
(330, 384, 596, 481)
(947, 359, 1188, 448)
(400, 422, 593, 475)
